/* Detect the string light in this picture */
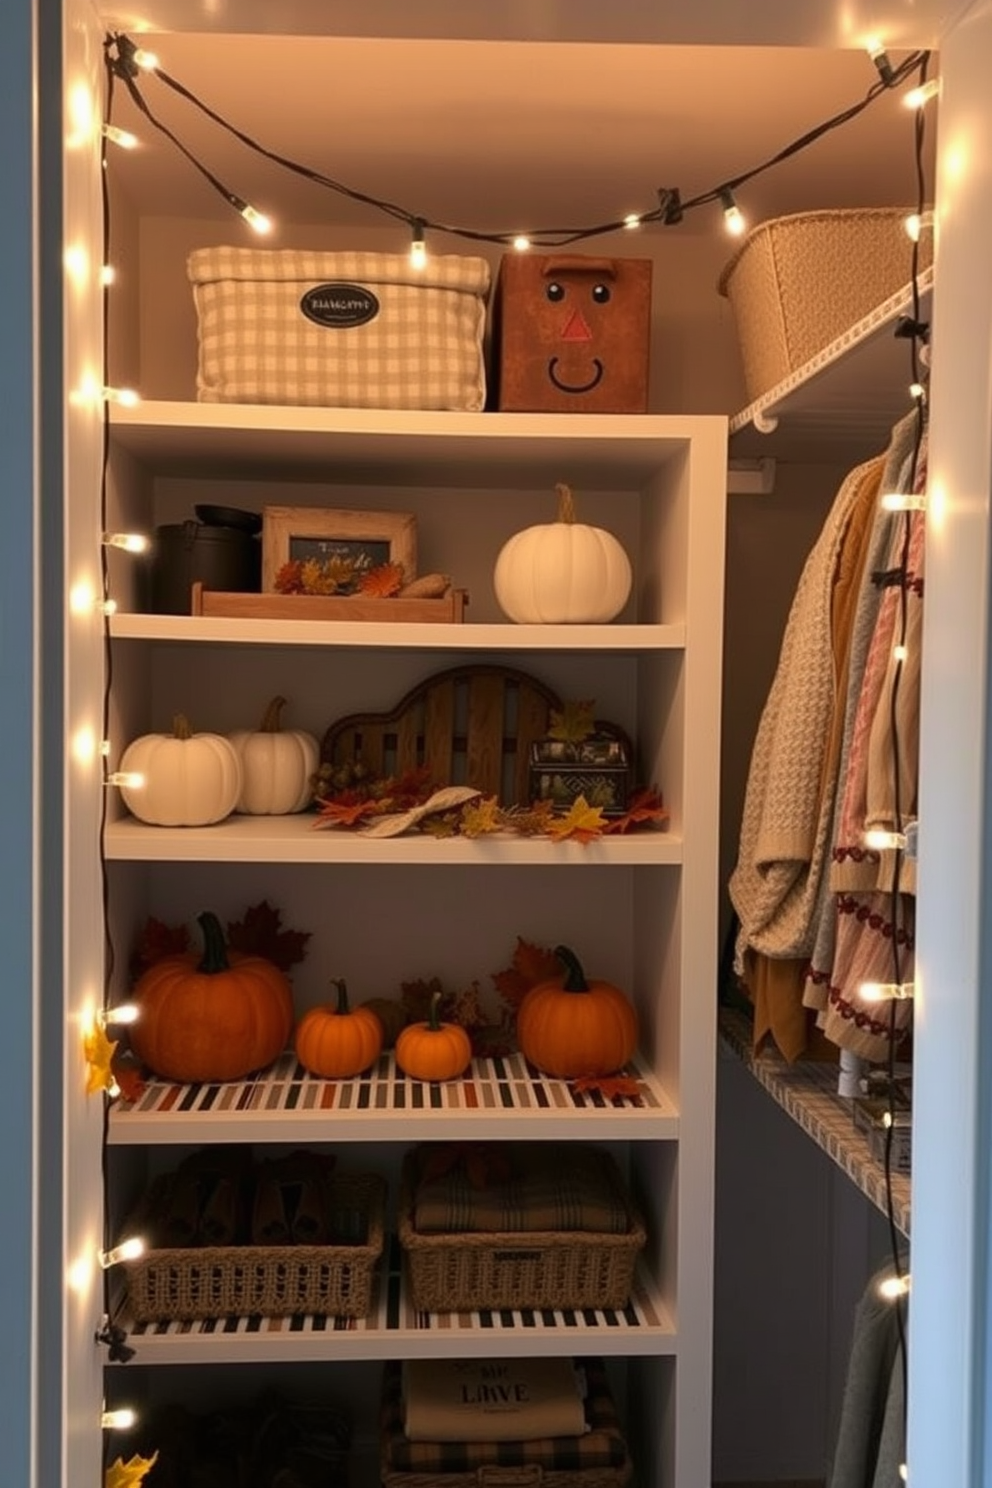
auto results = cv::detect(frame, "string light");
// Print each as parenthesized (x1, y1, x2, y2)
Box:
(95, 598, 117, 617)
(101, 122, 138, 150)
(511, 234, 531, 251)
(98, 1237, 145, 1269)
(131, 46, 159, 71)
(893, 644, 909, 662)
(99, 1004, 140, 1028)
(866, 37, 896, 86)
(102, 1408, 139, 1430)
(105, 770, 145, 790)
(623, 214, 642, 231)
(864, 827, 909, 852)
(103, 531, 150, 553)
(102, 385, 141, 408)
(904, 209, 934, 241)
(878, 1273, 912, 1300)
(410, 218, 427, 268)
(232, 197, 272, 235)
(719, 187, 746, 236)
(859, 982, 916, 1003)
(903, 78, 940, 110)
(100, 264, 117, 287)
(909, 381, 926, 402)
(880, 491, 928, 512)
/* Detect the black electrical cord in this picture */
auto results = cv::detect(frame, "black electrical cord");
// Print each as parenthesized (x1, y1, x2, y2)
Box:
(103, 32, 929, 248)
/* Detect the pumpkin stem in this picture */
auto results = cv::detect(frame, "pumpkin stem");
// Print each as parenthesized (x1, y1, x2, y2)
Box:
(554, 482, 577, 524)
(173, 713, 193, 740)
(427, 989, 443, 1032)
(331, 977, 350, 1015)
(197, 911, 230, 975)
(260, 695, 288, 733)
(554, 945, 589, 993)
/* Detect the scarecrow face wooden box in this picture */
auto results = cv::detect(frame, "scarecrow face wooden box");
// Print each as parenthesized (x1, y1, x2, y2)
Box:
(493, 253, 652, 413)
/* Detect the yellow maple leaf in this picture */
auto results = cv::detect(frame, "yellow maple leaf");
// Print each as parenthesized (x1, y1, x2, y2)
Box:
(546, 700, 596, 745)
(83, 1022, 119, 1095)
(545, 795, 607, 844)
(459, 795, 503, 837)
(105, 1452, 159, 1488)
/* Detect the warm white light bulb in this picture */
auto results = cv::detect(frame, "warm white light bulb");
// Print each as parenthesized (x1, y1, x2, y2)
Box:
(100, 1004, 140, 1027)
(904, 79, 940, 110)
(880, 492, 927, 512)
(105, 770, 145, 790)
(623, 214, 641, 230)
(512, 235, 531, 251)
(103, 531, 150, 554)
(102, 123, 139, 151)
(98, 1237, 145, 1268)
(96, 598, 118, 617)
(132, 47, 160, 71)
(893, 644, 909, 662)
(864, 827, 908, 852)
(240, 204, 272, 235)
(860, 981, 915, 1003)
(878, 1274, 911, 1300)
(102, 1407, 139, 1430)
(719, 189, 745, 236)
(100, 265, 117, 287)
(102, 386, 141, 408)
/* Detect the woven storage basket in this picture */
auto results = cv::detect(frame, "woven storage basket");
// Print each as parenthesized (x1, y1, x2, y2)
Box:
(718, 207, 934, 405)
(380, 1357, 633, 1488)
(188, 247, 490, 411)
(123, 1172, 385, 1322)
(398, 1152, 646, 1314)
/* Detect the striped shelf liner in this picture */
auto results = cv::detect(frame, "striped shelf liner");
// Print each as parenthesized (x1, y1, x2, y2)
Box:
(719, 1007, 911, 1237)
(109, 1050, 677, 1142)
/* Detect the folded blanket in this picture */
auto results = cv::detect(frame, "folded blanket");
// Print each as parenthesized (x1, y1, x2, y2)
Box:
(412, 1144, 630, 1236)
(403, 1357, 587, 1442)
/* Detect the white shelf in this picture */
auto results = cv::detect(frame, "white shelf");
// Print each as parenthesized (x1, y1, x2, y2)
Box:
(112, 1250, 675, 1366)
(109, 612, 685, 651)
(729, 270, 934, 459)
(108, 1050, 678, 1144)
(110, 402, 716, 486)
(103, 814, 683, 864)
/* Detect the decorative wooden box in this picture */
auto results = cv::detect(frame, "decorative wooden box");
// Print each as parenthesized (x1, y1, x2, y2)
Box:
(529, 729, 632, 815)
(492, 252, 652, 413)
(191, 581, 468, 624)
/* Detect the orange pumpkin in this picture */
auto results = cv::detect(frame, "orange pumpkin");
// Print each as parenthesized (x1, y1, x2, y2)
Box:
(395, 991, 472, 1082)
(516, 945, 639, 1078)
(129, 910, 294, 1083)
(295, 979, 384, 1078)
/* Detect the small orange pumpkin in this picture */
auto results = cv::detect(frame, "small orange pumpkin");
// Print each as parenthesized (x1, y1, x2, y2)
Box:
(129, 910, 294, 1083)
(516, 945, 639, 1078)
(395, 991, 472, 1082)
(295, 979, 384, 1078)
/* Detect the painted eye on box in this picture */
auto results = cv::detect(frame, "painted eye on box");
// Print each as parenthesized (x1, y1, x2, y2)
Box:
(545, 282, 565, 302)
(592, 284, 612, 303)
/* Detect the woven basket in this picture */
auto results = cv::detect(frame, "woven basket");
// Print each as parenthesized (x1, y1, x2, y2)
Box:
(398, 1153, 646, 1314)
(718, 207, 934, 405)
(123, 1172, 385, 1322)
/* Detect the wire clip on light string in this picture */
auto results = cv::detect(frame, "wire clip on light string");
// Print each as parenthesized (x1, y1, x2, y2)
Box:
(102, 32, 931, 249)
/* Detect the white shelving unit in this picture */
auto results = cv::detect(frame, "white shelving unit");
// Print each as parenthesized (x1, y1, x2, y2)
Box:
(101, 399, 727, 1488)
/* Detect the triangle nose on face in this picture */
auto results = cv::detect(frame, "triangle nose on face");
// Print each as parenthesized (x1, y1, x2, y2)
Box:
(561, 308, 593, 342)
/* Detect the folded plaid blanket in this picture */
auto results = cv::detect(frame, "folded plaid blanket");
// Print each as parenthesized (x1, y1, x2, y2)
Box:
(411, 1144, 630, 1236)
(382, 1357, 629, 1473)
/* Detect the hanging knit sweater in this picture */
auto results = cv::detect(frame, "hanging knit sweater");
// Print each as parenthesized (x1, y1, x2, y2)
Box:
(729, 453, 886, 970)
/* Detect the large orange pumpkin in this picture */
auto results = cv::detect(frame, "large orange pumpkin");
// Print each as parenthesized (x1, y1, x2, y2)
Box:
(516, 945, 639, 1078)
(295, 979, 384, 1078)
(129, 910, 294, 1082)
(395, 991, 472, 1082)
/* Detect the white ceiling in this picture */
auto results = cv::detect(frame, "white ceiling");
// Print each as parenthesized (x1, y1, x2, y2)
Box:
(103, 33, 939, 241)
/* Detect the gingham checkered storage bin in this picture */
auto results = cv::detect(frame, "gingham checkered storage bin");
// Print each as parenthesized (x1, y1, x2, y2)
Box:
(188, 247, 491, 410)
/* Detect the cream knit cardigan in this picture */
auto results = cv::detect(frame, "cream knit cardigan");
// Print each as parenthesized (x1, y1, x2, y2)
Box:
(729, 455, 886, 969)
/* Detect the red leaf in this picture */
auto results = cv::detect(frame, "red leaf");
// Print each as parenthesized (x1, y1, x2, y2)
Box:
(313, 795, 380, 828)
(111, 1058, 148, 1104)
(571, 1074, 644, 1101)
(226, 900, 311, 972)
(604, 786, 670, 834)
(130, 916, 190, 979)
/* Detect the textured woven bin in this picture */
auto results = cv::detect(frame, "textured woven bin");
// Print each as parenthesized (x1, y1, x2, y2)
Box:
(718, 208, 934, 405)
(398, 1152, 645, 1313)
(123, 1172, 385, 1322)
(188, 247, 490, 410)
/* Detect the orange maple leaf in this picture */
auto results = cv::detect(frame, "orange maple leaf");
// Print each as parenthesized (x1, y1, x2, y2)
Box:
(357, 562, 405, 598)
(492, 937, 560, 1011)
(274, 559, 305, 594)
(545, 795, 607, 844)
(226, 900, 311, 971)
(572, 1074, 644, 1101)
(604, 786, 670, 834)
(313, 795, 381, 828)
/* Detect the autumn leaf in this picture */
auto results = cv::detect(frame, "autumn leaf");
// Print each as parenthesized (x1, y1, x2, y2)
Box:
(604, 786, 670, 834)
(492, 937, 560, 1012)
(502, 800, 556, 837)
(572, 1074, 644, 1101)
(226, 900, 311, 972)
(274, 559, 304, 594)
(546, 700, 597, 745)
(357, 561, 404, 597)
(313, 795, 381, 829)
(111, 1056, 147, 1104)
(449, 980, 486, 1029)
(84, 1023, 119, 1095)
(130, 916, 190, 978)
(459, 795, 503, 837)
(400, 976, 447, 1024)
(544, 795, 608, 844)
(420, 811, 461, 838)
(105, 1452, 159, 1488)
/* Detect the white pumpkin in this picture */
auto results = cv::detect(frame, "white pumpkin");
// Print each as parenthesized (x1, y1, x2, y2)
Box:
(228, 695, 320, 814)
(118, 714, 242, 826)
(493, 482, 633, 624)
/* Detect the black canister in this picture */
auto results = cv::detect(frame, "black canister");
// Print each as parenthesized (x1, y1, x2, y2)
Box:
(149, 508, 262, 615)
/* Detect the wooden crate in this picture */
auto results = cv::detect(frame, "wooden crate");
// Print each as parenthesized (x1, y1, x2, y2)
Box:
(191, 581, 468, 623)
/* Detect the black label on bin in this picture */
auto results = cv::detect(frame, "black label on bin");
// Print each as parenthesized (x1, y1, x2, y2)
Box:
(299, 282, 379, 328)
